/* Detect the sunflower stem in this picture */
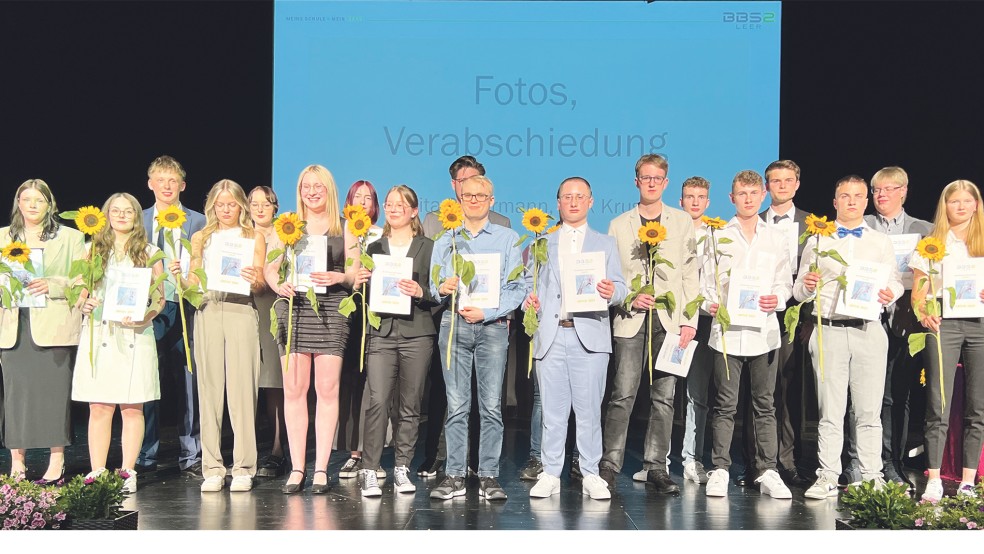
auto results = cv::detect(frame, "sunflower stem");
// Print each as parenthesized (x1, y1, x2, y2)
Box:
(285, 251, 296, 374)
(528, 249, 538, 378)
(359, 283, 367, 373)
(446, 233, 458, 371)
(647, 249, 655, 385)
(711, 229, 729, 380)
(927, 270, 945, 410)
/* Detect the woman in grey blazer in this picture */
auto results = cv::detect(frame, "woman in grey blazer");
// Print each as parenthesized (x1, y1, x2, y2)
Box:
(353, 185, 438, 497)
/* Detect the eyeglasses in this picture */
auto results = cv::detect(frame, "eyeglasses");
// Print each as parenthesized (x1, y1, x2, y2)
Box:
(300, 184, 326, 193)
(109, 208, 135, 218)
(249, 202, 273, 210)
(560, 193, 590, 203)
(461, 193, 491, 202)
(871, 185, 904, 195)
(637, 175, 666, 185)
(383, 202, 408, 211)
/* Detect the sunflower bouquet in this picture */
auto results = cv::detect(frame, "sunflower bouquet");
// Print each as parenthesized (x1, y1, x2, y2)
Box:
(0, 241, 35, 309)
(783, 214, 848, 382)
(430, 199, 476, 369)
(338, 204, 380, 372)
(907, 236, 948, 408)
(151, 205, 208, 374)
(507, 207, 554, 376)
(623, 220, 675, 384)
(267, 211, 313, 373)
(58, 206, 110, 366)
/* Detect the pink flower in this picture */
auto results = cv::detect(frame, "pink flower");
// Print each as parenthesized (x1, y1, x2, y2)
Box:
(960, 517, 968, 523)
(914, 518, 924, 527)
(84, 477, 95, 485)
(118, 470, 130, 479)
(968, 522, 978, 530)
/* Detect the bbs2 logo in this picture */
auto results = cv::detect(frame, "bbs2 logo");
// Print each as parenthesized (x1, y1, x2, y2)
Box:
(722, 12, 777, 24)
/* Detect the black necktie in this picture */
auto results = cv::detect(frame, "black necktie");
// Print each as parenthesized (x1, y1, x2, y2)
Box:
(773, 214, 789, 224)
(157, 227, 166, 250)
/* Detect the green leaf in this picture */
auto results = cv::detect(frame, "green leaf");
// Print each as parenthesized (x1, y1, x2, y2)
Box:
(717, 237, 733, 245)
(684, 295, 705, 320)
(459, 260, 477, 286)
(507, 264, 525, 282)
(514, 234, 530, 248)
(697, 235, 706, 246)
(180, 238, 193, 253)
(23, 259, 36, 275)
(360, 252, 375, 271)
(639, 284, 655, 296)
(716, 304, 731, 333)
(523, 305, 539, 337)
(266, 248, 284, 263)
(183, 288, 204, 309)
(653, 254, 675, 269)
(306, 287, 320, 317)
(834, 275, 848, 290)
(345, 257, 354, 268)
(0, 287, 12, 309)
(431, 265, 442, 289)
(69, 258, 89, 279)
(533, 240, 548, 265)
(783, 303, 802, 343)
(366, 309, 381, 330)
(926, 298, 940, 317)
(269, 302, 280, 338)
(653, 291, 675, 315)
(630, 274, 643, 292)
(149, 273, 168, 295)
(65, 285, 82, 308)
(946, 287, 957, 309)
(826, 249, 849, 266)
(146, 250, 166, 267)
(91, 254, 105, 284)
(907, 332, 927, 357)
(59, 210, 79, 220)
(798, 231, 811, 245)
(338, 295, 357, 318)
(458, 230, 472, 241)
(192, 268, 209, 290)
(431, 231, 445, 241)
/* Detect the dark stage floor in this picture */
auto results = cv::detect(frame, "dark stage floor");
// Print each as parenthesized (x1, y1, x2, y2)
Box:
(0, 412, 934, 531)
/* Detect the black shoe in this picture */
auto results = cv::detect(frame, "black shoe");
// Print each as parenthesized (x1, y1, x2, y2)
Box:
(646, 469, 681, 495)
(839, 461, 862, 489)
(569, 457, 583, 481)
(281, 469, 306, 494)
(735, 473, 750, 487)
(779, 467, 810, 488)
(417, 458, 445, 478)
(599, 467, 616, 491)
(181, 461, 203, 476)
(257, 454, 286, 478)
(311, 470, 331, 494)
(478, 476, 507, 501)
(36, 465, 66, 486)
(519, 458, 543, 481)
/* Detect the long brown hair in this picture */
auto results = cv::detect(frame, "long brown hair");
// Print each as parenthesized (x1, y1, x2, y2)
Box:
(9, 179, 61, 241)
(381, 185, 424, 238)
(91, 193, 151, 273)
(930, 180, 984, 257)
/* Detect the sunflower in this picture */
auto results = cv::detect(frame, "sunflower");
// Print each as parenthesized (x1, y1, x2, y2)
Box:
(76, 206, 107, 235)
(919, 368, 927, 387)
(701, 216, 727, 230)
(274, 212, 304, 246)
(1, 241, 31, 264)
(522, 208, 549, 234)
(804, 214, 836, 237)
(438, 199, 464, 231)
(156, 205, 187, 230)
(916, 236, 946, 263)
(546, 223, 562, 235)
(343, 204, 365, 221)
(638, 221, 668, 246)
(347, 211, 372, 238)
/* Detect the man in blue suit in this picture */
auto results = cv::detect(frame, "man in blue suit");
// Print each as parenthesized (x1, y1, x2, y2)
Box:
(524, 177, 627, 500)
(137, 155, 206, 474)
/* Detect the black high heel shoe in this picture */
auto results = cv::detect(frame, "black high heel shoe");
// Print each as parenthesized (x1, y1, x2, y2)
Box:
(36, 464, 66, 486)
(281, 469, 306, 494)
(311, 470, 331, 495)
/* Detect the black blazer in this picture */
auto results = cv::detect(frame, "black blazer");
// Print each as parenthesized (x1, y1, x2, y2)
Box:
(367, 235, 439, 338)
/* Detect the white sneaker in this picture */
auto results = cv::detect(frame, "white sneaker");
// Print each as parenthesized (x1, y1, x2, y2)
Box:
(200, 475, 225, 492)
(85, 468, 107, 481)
(756, 469, 792, 499)
(230, 475, 253, 492)
(581, 474, 611, 500)
(705, 468, 729, 497)
(683, 461, 709, 484)
(360, 469, 382, 497)
(530, 473, 561, 498)
(921, 478, 944, 502)
(393, 466, 416, 493)
(121, 469, 137, 494)
(804, 474, 839, 500)
(957, 482, 977, 497)
(632, 469, 648, 482)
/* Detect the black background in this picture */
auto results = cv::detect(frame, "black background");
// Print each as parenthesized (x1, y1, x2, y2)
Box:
(1, 1, 981, 223)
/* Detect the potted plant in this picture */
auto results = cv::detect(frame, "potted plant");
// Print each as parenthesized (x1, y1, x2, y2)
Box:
(0, 476, 66, 530)
(56, 470, 137, 530)
(839, 479, 984, 530)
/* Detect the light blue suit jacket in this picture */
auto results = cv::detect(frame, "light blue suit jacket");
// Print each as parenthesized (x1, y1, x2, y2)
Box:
(529, 225, 627, 360)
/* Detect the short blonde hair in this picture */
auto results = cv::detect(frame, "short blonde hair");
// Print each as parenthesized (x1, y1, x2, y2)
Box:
(635, 154, 668, 177)
(147, 155, 186, 181)
(871, 166, 908, 188)
(461, 175, 494, 196)
(732, 170, 764, 192)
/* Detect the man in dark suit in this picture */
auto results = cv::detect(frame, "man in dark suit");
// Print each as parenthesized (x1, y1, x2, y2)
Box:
(137, 155, 206, 475)
(863, 166, 933, 485)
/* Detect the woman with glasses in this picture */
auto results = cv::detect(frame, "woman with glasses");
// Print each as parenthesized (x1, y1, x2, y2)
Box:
(73, 193, 165, 492)
(353, 185, 437, 496)
(0, 179, 85, 483)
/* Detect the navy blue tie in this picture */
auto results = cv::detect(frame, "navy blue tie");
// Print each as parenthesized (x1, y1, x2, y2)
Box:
(836, 226, 863, 238)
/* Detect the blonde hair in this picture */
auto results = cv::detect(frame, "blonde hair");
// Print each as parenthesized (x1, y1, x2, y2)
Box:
(92, 193, 150, 273)
(381, 185, 424, 238)
(201, 179, 254, 247)
(147, 155, 186, 181)
(296, 165, 342, 236)
(461, 174, 494, 196)
(732, 170, 764, 191)
(635, 154, 668, 176)
(930, 180, 984, 257)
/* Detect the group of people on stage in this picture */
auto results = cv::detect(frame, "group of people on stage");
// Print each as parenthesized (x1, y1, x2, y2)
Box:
(1, 153, 981, 507)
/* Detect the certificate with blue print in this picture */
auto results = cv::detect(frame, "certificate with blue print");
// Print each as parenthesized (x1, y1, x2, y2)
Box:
(368, 254, 413, 315)
(835, 260, 891, 321)
(943, 257, 984, 319)
(205, 236, 255, 296)
(561, 251, 607, 313)
(458, 253, 500, 310)
(654, 332, 697, 378)
(101, 267, 152, 322)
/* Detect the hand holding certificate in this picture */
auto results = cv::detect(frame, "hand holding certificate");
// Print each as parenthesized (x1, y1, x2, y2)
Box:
(205, 235, 256, 295)
(2, 248, 46, 308)
(834, 260, 891, 321)
(293, 234, 328, 293)
(368, 254, 414, 315)
(654, 332, 697, 378)
(561, 251, 607, 313)
(101, 267, 152, 322)
(458, 253, 500, 310)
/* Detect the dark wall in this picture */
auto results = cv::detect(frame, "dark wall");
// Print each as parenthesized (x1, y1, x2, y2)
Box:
(1, 1, 980, 223)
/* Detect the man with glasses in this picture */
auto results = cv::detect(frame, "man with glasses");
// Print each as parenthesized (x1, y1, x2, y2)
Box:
(600, 154, 700, 494)
(863, 166, 931, 485)
(428, 175, 525, 501)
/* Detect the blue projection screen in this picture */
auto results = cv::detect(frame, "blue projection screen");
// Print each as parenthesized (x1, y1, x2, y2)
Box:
(273, 1, 781, 229)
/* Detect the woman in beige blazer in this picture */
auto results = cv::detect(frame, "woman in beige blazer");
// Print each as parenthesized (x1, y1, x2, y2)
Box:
(0, 179, 85, 482)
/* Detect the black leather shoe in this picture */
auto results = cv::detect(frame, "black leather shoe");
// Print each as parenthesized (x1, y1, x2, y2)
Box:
(182, 461, 203, 475)
(779, 467, 810, 488)
(569, 457, 583, 481)
(281, 469, 306, 494)
(311, 470, 331, 494)
(257, 455, 286, 478)
(599, 467, 617, 491)
(735, 473, 750, 487)
(646, 469, 681, 495)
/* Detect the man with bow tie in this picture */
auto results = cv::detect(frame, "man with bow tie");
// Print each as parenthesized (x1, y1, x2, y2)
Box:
(793, 175, 903, 499)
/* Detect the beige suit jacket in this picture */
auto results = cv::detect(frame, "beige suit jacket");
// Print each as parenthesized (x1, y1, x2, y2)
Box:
(0, 225, 85, 348)
(609, 204, 700, 338)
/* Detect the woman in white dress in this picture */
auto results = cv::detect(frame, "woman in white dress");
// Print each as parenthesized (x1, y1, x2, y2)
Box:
(73, 193, 165, 493)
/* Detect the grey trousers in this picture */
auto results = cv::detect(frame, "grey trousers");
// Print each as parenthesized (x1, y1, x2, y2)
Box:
(602, 319, 676, 473)
(710, 351, 779, 474)
(923, 318, 984, 469)
(361, 334, 434, 470)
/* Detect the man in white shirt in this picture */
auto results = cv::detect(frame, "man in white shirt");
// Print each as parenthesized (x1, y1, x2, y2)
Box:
(793, 175, 903, 499)
(701, 171, 793, 499)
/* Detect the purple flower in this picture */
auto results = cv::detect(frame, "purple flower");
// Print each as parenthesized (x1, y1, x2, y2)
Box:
(54, 512, 66, 521)
(915, 518, 924, 527)
(968, 522, 979, 530)
(84, 477, 95, 485)
(118, 470, 130, 479)
(960, 517, 969, 523)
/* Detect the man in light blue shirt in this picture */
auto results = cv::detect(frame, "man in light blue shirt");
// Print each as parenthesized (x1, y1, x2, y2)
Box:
(428, 175, 526, 501)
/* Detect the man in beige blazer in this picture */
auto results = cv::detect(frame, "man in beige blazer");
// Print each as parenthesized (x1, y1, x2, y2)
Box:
(600, 154, 700, 494)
